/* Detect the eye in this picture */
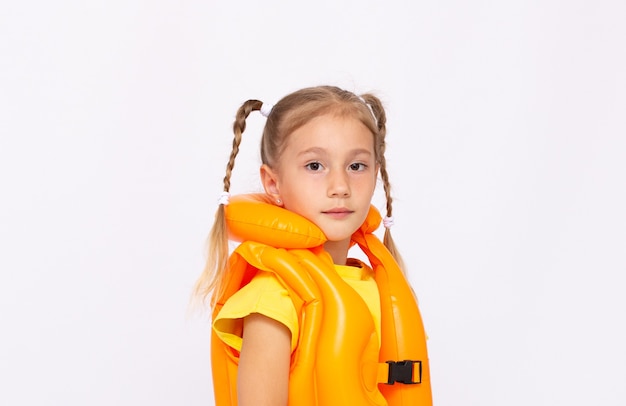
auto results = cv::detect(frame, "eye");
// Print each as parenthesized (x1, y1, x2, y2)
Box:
(305, 162, 323, 171)
(349, 162, 367, 171)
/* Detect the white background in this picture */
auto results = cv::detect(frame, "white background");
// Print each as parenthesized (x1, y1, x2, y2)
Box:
(1, 1, 625, 405)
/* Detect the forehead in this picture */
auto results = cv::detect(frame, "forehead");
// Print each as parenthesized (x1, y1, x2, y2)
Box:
(284, 113, 375, 152)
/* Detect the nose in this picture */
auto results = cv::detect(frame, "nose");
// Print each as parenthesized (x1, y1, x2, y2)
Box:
(327, 169, 350, 198)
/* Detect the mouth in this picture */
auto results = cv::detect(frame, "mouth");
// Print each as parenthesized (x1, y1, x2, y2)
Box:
(322, 208, 354, 219)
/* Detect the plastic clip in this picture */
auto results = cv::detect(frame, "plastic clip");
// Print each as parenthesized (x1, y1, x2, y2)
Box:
(386, 360, 422, 385)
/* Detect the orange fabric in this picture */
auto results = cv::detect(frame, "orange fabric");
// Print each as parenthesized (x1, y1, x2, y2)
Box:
(211, 194, 432, 405)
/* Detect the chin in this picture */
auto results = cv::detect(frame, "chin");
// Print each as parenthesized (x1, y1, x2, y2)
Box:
(322, 231, 354, 243)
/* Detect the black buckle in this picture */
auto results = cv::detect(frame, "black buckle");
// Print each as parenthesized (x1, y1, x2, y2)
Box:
(386, 360, 422, 385)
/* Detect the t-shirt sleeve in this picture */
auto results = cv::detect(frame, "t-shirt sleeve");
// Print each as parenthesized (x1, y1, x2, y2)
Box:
(213, 270, 299, 353)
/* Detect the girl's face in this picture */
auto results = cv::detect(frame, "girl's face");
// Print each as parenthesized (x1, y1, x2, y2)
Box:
(261, 113, 378, 249)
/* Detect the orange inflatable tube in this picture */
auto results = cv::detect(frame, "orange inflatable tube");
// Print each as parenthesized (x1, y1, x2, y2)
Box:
(211, 194, 432, 405)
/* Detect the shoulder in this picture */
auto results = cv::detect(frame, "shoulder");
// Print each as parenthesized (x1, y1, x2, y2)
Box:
(214, 270, 299, 352)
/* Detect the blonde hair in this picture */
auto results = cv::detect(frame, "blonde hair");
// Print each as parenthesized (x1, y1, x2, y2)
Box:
(193, 86, 405, 306)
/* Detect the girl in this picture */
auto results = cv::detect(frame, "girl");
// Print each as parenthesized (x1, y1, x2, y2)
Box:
(194, 86, 432, 406)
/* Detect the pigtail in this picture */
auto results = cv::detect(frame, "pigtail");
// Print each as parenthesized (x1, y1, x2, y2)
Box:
(361, 94, 407, 274)
(193, 99, 264, 307)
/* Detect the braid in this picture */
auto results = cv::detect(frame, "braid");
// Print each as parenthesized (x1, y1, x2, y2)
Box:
(223, 100, 263, 192)
(367, 97, 393, 219)
(379, 157, 394, 218)
(192, 99, 263, 307)
(361, 93, 406, 273)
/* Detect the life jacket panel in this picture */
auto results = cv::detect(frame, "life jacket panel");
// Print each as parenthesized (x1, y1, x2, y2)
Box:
(211, 194, 432, 405)
(352, 231, 433, 405)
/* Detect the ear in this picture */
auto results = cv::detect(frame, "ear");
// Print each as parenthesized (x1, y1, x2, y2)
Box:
(260, 164, 283, 206)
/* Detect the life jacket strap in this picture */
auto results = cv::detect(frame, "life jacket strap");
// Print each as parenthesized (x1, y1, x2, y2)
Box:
(378, 360, 423, 385)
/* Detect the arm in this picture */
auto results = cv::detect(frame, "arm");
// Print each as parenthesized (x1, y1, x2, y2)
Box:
(237, 313, 291, 406)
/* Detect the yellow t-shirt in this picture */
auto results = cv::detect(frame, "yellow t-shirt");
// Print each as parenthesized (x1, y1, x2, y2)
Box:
(213, 263, 381, 353)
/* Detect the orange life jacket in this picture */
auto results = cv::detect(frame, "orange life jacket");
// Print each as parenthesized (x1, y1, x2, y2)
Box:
(211, 194, 432, 405)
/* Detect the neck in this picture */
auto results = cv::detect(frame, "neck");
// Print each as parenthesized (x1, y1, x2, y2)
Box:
(323, 239, 351, 265)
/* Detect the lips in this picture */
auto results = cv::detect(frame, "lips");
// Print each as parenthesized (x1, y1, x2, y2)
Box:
(322, 208, 354, 219)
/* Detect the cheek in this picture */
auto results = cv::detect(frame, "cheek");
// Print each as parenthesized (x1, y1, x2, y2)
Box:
(358, 174, 378, 194)
(279, 177, 316, 204)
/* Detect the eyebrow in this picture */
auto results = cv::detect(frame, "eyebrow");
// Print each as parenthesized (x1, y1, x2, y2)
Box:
(297, 147, 374, 157)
